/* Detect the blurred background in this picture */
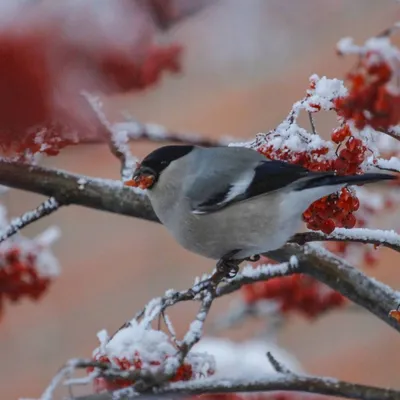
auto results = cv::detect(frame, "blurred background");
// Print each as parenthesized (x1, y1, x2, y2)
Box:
(1, 0, 400, 398)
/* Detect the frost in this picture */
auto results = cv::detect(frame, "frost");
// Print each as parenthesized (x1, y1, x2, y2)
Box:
(35, 226, 61, 247)
(337, 37, 360, 54)
(192, 337, 302, 380)
(237, 261, 293, 281)
(92, 320, 215, 379)
(304, 75, 347, 111)
(369, 155, 400, 172)
(183, 320, 203, 345)
(77, 177, 87, 190)
(330, 227, 400, 248)
(99, 320, 176, 365)
(289, 255, 298, 268)
(337, 34, 400, 78)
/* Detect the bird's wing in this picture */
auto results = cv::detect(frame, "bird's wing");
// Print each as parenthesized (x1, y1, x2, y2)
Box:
(187, 159, 310, 214)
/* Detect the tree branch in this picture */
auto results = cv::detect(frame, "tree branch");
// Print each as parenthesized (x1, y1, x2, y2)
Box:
(266, 243, 400, 332)
(0, 160, 399, 331)
(0, 160, 158, 222)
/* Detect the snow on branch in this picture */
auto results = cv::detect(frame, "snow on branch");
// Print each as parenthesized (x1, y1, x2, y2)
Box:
(290, 227, 400, 253)
(0, 197, 60, 243)
(65, 363, 400, 400)
(266, 243, 400, 332)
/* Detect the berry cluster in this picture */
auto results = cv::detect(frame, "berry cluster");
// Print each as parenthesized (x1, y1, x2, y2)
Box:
(89, 352, 210, 393)
(335, 53, 400, 131)
(242, 273, 346, 319)
(0, 4, 182, 158)
(258, 143, 331, 172)
(303, 188, 359, 234)
(0, 247, 51, 319)
(258, 128, 366, 235)
(101, 45, 182, 94)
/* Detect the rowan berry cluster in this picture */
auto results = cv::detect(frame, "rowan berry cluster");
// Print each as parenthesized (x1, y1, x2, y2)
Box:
(0, 246, 53, 320)
(0, 3, 182, 158)
(335, 52, 400, 131)
(258, 131, 365, 235)
(90, 321, 215, 393)
(89, 353, 195, 392)
(242, 272, 345, 319)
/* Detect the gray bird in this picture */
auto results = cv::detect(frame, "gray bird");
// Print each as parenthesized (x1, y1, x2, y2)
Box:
(131, 145, 394, 276)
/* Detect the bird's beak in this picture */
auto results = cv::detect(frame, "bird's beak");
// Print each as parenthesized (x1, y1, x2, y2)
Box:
(124, 165, 156, 189)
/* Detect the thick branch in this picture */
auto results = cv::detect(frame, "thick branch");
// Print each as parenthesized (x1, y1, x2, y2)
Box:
(266, 243, 400, 331)
(0, 161, 158, 222)
(75, 373, 400, 400)
(1, 161, 399, 331)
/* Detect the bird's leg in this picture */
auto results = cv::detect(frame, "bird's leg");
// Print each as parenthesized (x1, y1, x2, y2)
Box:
(214, 250, 243, 281)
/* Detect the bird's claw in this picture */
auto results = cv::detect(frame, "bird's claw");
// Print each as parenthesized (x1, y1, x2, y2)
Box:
(216, 258, 240, 279)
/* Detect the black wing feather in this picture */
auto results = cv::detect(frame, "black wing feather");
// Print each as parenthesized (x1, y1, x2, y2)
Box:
(244, 160, 309, 198)
(194, 160, 310, 213)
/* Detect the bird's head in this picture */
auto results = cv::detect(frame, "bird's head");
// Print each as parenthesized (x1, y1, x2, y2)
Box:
(125, 145, 194, 189)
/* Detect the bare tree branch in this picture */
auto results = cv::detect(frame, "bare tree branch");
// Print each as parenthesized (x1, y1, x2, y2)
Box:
(0, 197, 60, 243)
(0, 160, 399, 331)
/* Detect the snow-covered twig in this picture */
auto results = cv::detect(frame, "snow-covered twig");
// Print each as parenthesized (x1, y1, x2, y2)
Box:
(82, 92, 136, 181)
(0, 197, 60, 243)
(116, 262, 294, 339)
(179, 290, 214, 360)
(290, 227, 400, 253)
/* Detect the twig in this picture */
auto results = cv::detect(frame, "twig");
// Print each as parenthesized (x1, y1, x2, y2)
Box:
(308, 111, 317, 135)
(179, 290, 214, 360)
(120, 262, 294, 335)
(266, 351, 291, 374)
(0, 197, 60, 243)
(82, 92, 136, 181)
(290, 227, 400, 253)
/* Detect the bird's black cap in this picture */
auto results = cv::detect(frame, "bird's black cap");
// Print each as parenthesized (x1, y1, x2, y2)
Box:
(139, 145, 194, 178)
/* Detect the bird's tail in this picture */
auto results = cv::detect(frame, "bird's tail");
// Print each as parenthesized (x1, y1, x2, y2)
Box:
(296, 172, 396, 191)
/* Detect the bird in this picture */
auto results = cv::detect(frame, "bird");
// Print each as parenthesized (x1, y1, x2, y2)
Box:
(130, 145, 395, 277)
